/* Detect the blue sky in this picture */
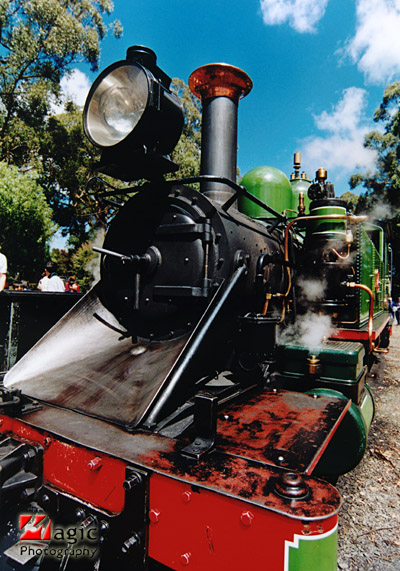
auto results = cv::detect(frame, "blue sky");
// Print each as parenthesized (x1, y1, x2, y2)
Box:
(61, 0, 400, 198)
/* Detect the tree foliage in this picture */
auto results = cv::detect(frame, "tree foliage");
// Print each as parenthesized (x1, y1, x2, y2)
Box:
(0, 0, 121, 280)
(0, 0, 122, 166)
(340, 190, 360, 213)
(52, 242, 98, 292)
(350, 81, 400, 293)
(39, 102, 111, 243)
(350, 81, 400, 207)
(170, 78, 202, 179)
(0, 162, 53, 281)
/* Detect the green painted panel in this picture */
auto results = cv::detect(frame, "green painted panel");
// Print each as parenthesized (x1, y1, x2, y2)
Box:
(308, 204, 347, 239)
(287, 528, 337, 571)
(358, 225, 385, 324)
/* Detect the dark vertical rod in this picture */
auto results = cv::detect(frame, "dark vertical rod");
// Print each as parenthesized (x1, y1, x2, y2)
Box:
(200, 96, 239, 203)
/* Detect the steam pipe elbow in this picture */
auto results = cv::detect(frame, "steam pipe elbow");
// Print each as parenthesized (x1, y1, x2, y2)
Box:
(256, 253, 271, 278)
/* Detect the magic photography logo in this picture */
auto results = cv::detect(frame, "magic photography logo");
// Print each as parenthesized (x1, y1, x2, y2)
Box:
(18, 514, 99, 561)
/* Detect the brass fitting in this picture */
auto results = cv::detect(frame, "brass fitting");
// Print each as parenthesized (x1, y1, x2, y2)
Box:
(307, 354, 321, 376)
(298, 191, 305, 216)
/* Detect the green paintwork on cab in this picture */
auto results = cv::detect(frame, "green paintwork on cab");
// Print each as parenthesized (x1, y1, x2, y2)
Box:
(308, 204, 347, 239)
(358, 224, 385, 323)
(239, 166, 293, 218)
(290, 177, 311, 216)
(287, 528, 337, 571)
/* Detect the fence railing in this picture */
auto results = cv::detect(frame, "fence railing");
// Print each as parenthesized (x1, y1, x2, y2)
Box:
(0, 290, 82, 374)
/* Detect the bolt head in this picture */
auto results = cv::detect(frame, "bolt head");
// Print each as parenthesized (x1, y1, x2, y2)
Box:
(43, 436, 52, 448)
(180, 552, 191, 566)
(240, 510, 254, 526)
(88, 457, 102, 471)
(149, 508, 160, 523)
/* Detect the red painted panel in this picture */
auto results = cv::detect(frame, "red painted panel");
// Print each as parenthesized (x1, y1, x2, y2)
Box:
(0, 415, 126, 513)
(148, 473, 338, 570)
(331, 314, 390, 342)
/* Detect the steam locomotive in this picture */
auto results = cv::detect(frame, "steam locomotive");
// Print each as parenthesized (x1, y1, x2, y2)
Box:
(0, 47, 392, 570)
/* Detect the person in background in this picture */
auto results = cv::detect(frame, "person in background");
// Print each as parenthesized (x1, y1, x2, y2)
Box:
(65, 276, 80, 293)
(0, 251, 7, 291)
(396, 298, 400, 325)
(388, 297, 394, 318)
(37, 271, 48, 290)
(40, 261, 64, 292)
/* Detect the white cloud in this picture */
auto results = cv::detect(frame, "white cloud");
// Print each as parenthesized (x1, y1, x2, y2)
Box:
(315, 87, 367, 134)
(51, 69, 91, 114)
(259, 0, 329, 33)
(301, 87, 377, 178)
(340, 0, 400, 84)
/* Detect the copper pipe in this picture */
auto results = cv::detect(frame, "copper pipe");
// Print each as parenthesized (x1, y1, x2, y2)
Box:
(262, 293, 272, 316)
(346, 282, 374, 352)
(283, 214, 368, 297)
(331, 244, 351, 261)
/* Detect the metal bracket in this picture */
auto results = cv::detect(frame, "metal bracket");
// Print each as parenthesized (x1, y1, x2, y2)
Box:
(0, 388, 41, 417)
(181, 391, 218, 459)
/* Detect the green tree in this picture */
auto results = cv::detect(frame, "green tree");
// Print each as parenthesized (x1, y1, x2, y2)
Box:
(52, 242, 98, 292)
(0, 0, 122, 167)
(350, 81, 400, 207)
(350, 81, 400, 293)
(340, 190, 360, 213)
(39, 102, 111, 243)
(0, 162, 54, 281)
(170, 78, 202, 179)
(70, 242, 98, 292)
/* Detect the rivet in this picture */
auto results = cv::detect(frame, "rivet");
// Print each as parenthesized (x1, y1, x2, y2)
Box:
(182, 491, 192, 503)
(180, 552, 191, 566)
(149, 508, 160, 523)
(240, 511, 254, 526)
(43, 436, 52, 448)
(75, 508, 85, 521)
(278, 455, 284, 462)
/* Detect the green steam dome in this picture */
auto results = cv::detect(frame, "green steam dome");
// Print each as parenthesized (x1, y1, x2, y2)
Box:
(239, 166, 293, 218)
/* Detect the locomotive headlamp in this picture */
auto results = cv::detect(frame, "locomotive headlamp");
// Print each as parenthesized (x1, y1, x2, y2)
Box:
(83, 46, 184, 181)
(84, 64, 149, 148)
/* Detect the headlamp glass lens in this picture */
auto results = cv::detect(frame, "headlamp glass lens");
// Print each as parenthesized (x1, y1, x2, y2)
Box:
(86, 65, 149, 147)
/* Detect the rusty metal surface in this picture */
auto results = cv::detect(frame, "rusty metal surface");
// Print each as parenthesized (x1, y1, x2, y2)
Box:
(4, 287, 189, 427)
(214, 390, 350, 473)
(7, 400, 341, 521)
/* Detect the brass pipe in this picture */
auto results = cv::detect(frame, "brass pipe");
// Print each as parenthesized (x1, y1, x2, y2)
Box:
(346, 282, 374, 352)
